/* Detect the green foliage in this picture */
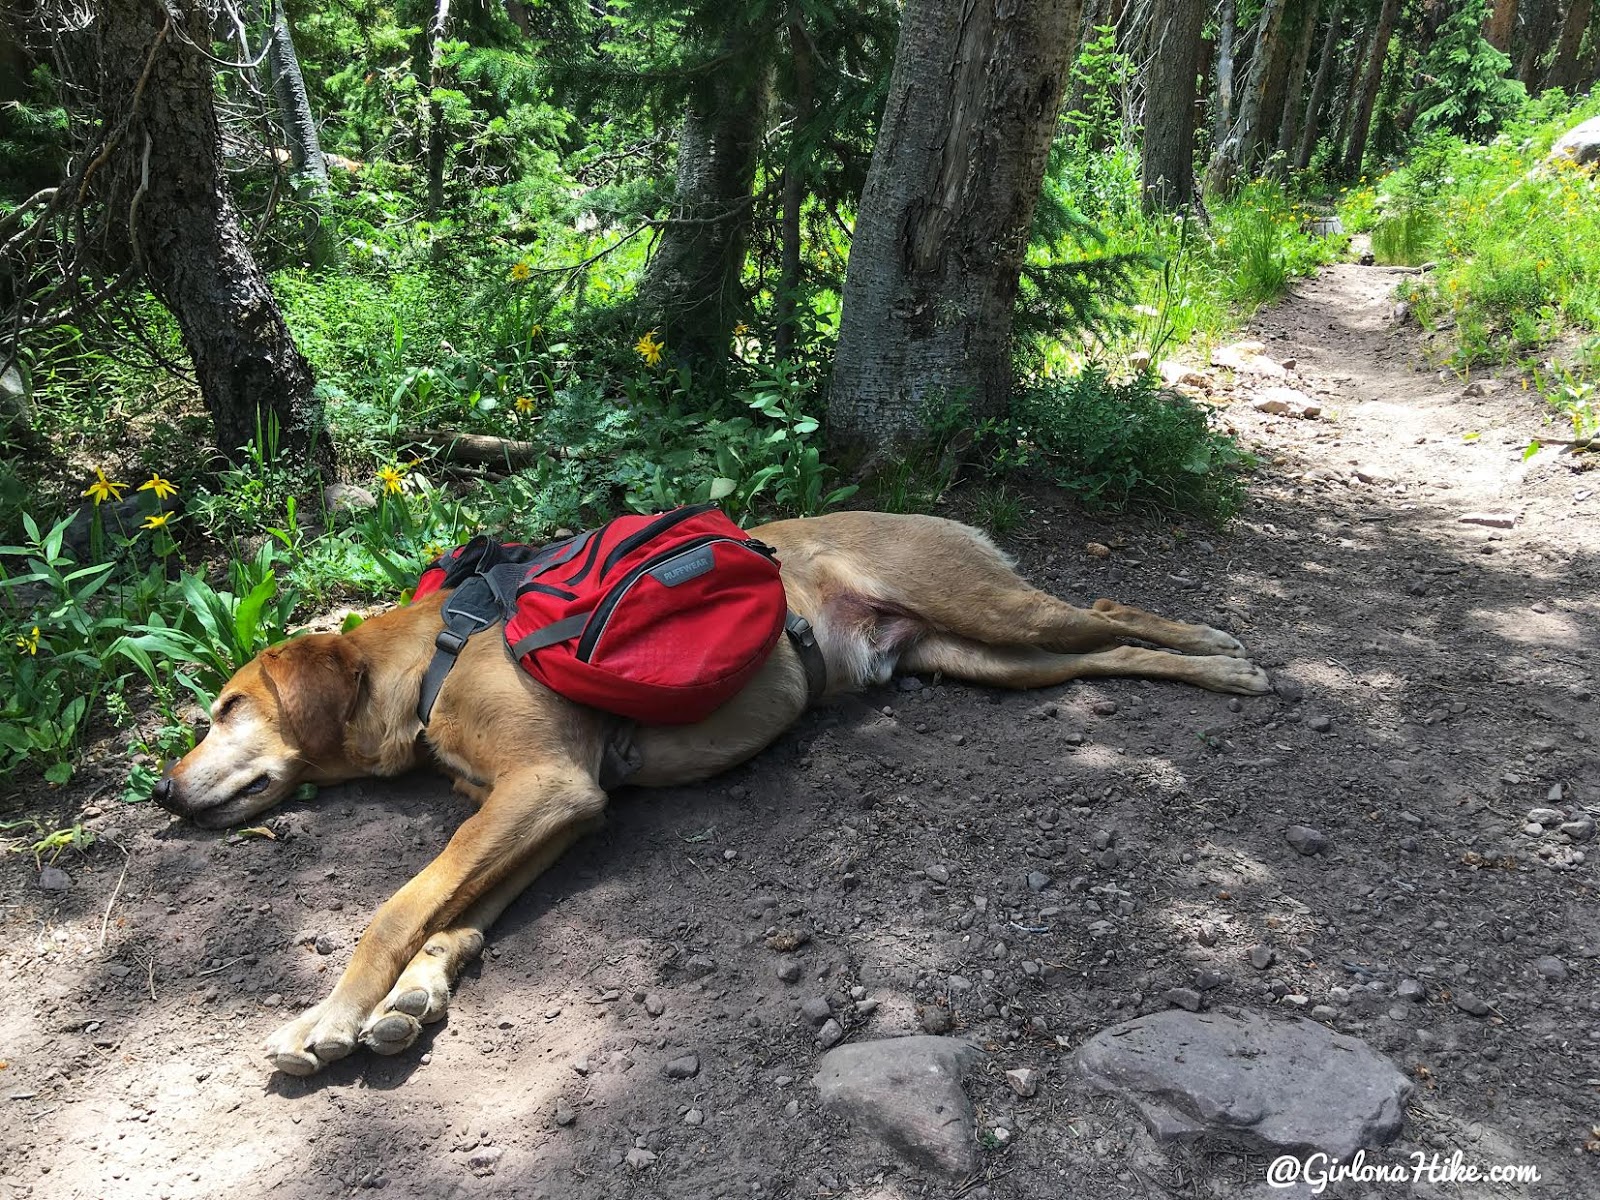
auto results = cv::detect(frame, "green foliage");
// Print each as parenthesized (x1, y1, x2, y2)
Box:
(1411, 0, 1526, 141)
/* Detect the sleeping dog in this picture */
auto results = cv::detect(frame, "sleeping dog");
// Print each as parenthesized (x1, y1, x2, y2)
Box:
(153, 511, 1268, 1076)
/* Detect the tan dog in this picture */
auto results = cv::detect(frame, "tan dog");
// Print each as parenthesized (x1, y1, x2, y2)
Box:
(154, 511, 1268, 1076)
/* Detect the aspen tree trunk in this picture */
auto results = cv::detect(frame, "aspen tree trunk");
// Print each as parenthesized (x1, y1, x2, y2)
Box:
(1141, 0, 1206, 209)
(1341, 0, 1401, 177)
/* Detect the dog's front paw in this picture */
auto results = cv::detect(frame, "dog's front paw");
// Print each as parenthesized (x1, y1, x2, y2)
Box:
(1206, 657, 1272, 695)
(1188, 624, 1248, 658)
(265, 999, 364, 1076)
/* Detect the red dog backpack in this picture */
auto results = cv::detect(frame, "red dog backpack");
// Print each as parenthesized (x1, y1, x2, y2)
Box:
(412, 505, 796, 726)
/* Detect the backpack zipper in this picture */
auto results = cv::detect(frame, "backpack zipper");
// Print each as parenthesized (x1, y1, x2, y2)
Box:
(593, 503, 717, 582)
(575, 533, 741, 662)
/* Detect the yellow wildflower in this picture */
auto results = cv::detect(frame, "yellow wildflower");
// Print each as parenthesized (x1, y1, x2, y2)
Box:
(423, 542, 444, 560)
(635, 329, 665, 367)
(734, 322, 750, 336)
(83, 468, 127, 506)
(141, 512, 172, 531)
(376, 463, 406, 495)
(14, 626, 39, 656)
(509, 262, 531, 283)
(529, 323, 543, 338)
(138, 473, 178, 500)
(516, 395, 536, 413)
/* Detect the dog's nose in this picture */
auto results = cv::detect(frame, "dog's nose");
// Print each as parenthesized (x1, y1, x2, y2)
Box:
(151, 776, 180, 812)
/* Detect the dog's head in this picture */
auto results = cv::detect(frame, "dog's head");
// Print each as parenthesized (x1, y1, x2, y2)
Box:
(154, 634, 367, 828)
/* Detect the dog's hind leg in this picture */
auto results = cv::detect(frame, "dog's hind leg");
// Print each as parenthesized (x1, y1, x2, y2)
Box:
(899, 631, 1271, 695)
(265, 767, 606, 1076)
(359, 817, 602, 1056)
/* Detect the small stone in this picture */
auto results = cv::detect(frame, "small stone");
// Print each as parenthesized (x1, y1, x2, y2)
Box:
(921, 1006, 954, 1034)
(1092, 700, 1118, 716)
(685, 954, 716, 978)
(1026, 871, 1052, 893)
(572, 1057, 592, 1076)
(314, 933, 341, 955)
(1457, 512, 1516, 529)
(1527, 806, 1566, 825)
(1396, 978, 1426, 1002)
(924, 864, 951, 885)
(1311, 1005, 1338, 1021)
(643, 994, 666, 1017)
(1166, 987, 1204, 1012)
(553, 1101, 577, 1127)
(1452, 992, 1492, 1017)
(1285, 825, 1328, 856)
(1273, 677, 1305, 703)
(624, 1147, 657, 1170)
(37, 866, 70, 891)
(1196, 923, 1218, 947)
(1005, 1068, 1039, 1097)
(1533, 956, 1567, 983)
(467, 1147, 503, 1176)
(1249, 945, 1276, 971)
(818, 1018, 844, 1049)
(663, 1053, 701, 1079)
(1559, 817, 1595, 842)
(683, 1108, 704, 1126)
(1306, 715, 1333, 733)
(801, 997, 832, 1027)
(1085, 542, 1112, 558)
(776, 957, 802, 984)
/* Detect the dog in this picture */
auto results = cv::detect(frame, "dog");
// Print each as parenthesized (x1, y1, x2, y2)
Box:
(153, 511, 1269, 1076)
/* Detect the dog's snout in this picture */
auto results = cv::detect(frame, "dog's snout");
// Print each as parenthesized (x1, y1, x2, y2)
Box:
(151, 775, 180, 812)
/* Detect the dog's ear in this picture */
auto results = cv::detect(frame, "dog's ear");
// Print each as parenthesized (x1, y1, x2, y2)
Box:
(258, 634, 366, 765)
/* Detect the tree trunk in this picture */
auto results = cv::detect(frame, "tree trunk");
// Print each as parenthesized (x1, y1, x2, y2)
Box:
(1212, 0, 1238, 147)
(1518, 0, 1557, 84)
(1274, 0, 1324, 171)
(91, 0, 327, 468)
(265, 0, 328, 198)
(1341, 0, 1400, 177)
(1254, 0, 1303, 172)
(1484, 0, 1519, 50)
(1296, 2, 1343, 170)
(1204, 0, 1286, 194)
(828, 0, 1083, 453)
(1141, 0, 1206, 209)
(637, 67, 765, 371)
(775, 11, 816, 362)
(1546, 0, 1594, 90)
(425, 0, 451, 217)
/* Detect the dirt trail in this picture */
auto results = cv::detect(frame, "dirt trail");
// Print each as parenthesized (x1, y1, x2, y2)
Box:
(3, 263, 1597, 1200)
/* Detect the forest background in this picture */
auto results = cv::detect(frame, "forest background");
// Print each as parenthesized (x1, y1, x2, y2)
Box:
(0, 0, 1596, 823)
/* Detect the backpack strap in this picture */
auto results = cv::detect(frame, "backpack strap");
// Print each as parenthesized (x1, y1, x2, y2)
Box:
(785, 611, 826, 705)
(417, 575, 503, 726)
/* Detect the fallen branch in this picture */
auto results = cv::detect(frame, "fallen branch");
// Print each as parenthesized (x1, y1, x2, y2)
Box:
(409, 429, 576, 468)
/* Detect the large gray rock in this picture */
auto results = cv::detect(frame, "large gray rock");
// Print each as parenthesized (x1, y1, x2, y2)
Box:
(1076, 1010, 1411, 1159)
(813, 1036, 981, 1177)
(1550, 115, 1600, 168)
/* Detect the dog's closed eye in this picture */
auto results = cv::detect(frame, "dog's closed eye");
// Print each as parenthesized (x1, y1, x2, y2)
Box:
(214, 693, 244, 723)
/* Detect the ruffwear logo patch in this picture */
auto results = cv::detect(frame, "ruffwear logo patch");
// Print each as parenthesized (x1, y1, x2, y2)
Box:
(651, 546, 715, 587)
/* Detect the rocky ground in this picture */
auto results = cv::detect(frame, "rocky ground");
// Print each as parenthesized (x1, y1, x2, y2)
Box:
(2, 261, 1597, 1199)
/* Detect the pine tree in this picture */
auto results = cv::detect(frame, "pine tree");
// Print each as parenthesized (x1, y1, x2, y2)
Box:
(1413, 0, 1526, 139)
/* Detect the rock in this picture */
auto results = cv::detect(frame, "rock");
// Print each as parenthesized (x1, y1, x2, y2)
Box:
(1559, 817, 1596, 842)
(1461, 378, 1504, 397)
(684, 954, 717, 978)
(1306, 715, 1333, 733)
(324, 483, 377, 515)
(1197, 924, 1219, 947)
(924, 864, 951, 885)
(1166, 987, 1204, 1012)
(818, 1018, 844, 1049)
(0, 361, 31, 433)
(1026, 871, 1052, 893)
(1092, 700, 1118, 716)
(1550, 114, 1600, 168)
(921, 1005, 954, 1034)
(1285, 825, 1329, 856)
(1397, 979, 1426, 1002)
(1353, 465, 1394, 484)
(1273, 677, 1305, 703)
(1005, 1067, 1039, 1098)
(467, 1147, 503, 1176)
(813, 1036, 982, 1177)
(38, 866, 70, 891)
(624, 1147, 657, 1170)
(1452, 992, 1492, 1017)
(776, 956, 803, 983)
(1534, 956, 1567, 983)
(553, 1100, 577, 1127)
(1252, 386, 1322, 418)
(1076, 1011, 1412, 1158)
(683, 1108, 704, 1126)
(1527, 806, 1566, 825)
(1249, 945, 1276, 971)
(663, 1053, 701, 1079)
(643, 994, 666, 1017)
(1212, 341, 1288, 378)
(1085, 542, 1112, 558)
(1458, 512, 1517, 529)
(1251, 395, 1292, 416)
(801, 997, 833, 1027)
(314, 933, 341, 955)
(1159, 360, 1209, 388)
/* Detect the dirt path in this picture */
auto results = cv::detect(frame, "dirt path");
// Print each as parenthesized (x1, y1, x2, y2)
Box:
(3, 263, 1597, 1200)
